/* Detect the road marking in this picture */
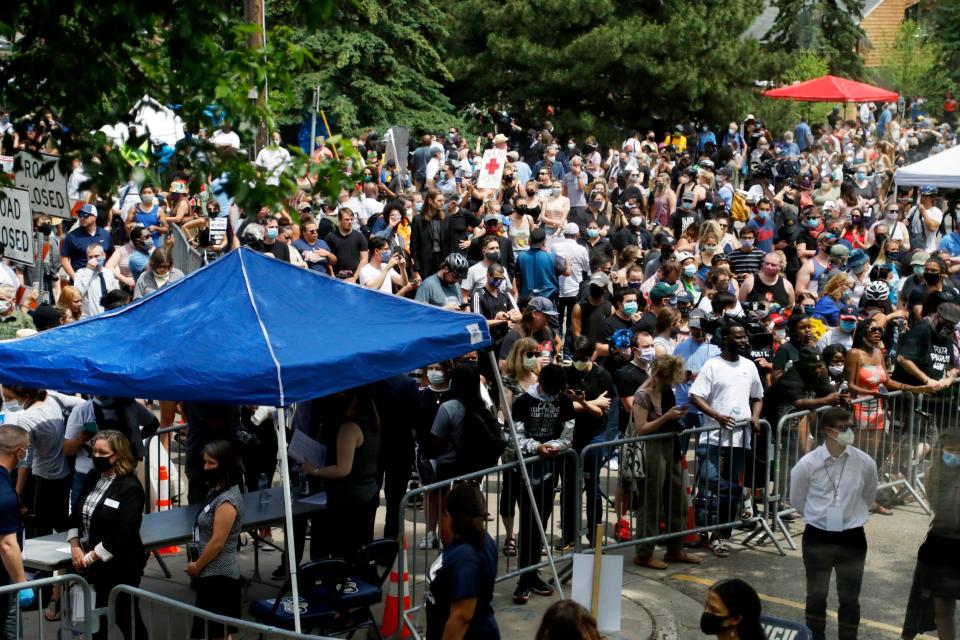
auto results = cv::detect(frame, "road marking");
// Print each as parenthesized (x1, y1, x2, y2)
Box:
(671, 574, 935, 639)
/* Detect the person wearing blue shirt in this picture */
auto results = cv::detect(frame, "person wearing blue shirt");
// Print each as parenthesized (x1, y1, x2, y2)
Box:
(673, 312, 722, 429)
(938, 229, 960, 258)
(425, 483, 499, 640)
(746, 199, 777, 253)
(59, 204, 115, 281)
(292, 217, 335, 274)
(517, 228, 562, 300)
(794, 119, 814, 152)
(876, 105, 892, 139)
(697, 126, 717, 154)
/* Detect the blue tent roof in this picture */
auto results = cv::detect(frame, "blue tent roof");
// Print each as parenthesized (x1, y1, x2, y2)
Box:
(0, 248, 491, 405)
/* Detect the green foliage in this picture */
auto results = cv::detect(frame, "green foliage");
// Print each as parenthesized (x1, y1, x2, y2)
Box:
(871, 21, 951, 114)
(746, 50, 833, 136)
(0, 0, 359, 209)
(929, 0, 960, 84)
(266, 0, 461, 137)
(440, 0, 765, 142)
(767, 0, 866, 79)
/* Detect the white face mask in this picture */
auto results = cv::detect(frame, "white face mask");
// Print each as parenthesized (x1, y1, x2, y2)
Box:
(832, 428, 855, 447)
(637, 347, 655, 363)
(572, 360, 591, 372)
(522, 356, 539, 372)
(0, 301, 10, 314)
(426, 370, 446, 386)
(155, 272, 170, 285)
(2, 399, 21, 413)
(828, 364, 844, 378)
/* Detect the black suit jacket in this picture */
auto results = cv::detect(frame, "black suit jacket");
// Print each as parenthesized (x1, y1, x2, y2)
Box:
(70, 473, 146, 583)
(409, 213, 449, 277)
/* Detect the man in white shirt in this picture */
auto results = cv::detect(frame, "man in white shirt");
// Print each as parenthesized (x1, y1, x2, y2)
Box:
(210, 123, 240, 150)
(73, 244, 119, 317)
(254, 131, 291, 186)
(908, 187, 943, 254)
(425, 148, 443, 187)
(790, 407, 876, 640)
(689, 321, 764, 557)
(551, 223, 590, 340)
(358, 237, 413, 296)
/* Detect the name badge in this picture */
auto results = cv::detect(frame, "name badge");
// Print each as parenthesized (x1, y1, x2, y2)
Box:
(825, 505, 843, 532)
(104, 498, 120, 509)
(203, 504, 212, 514)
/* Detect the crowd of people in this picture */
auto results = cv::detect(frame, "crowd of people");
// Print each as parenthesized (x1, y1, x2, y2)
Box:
(0, 99, 960, 640)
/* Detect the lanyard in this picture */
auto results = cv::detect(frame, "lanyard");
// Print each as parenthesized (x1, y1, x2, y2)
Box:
(824, 457, 847, 506)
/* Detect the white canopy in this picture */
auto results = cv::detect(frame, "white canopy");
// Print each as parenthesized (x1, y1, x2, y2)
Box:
(894, 145, 960, 189)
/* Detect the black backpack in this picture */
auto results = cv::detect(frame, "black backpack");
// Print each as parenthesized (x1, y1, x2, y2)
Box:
(454, 405, 506, 475)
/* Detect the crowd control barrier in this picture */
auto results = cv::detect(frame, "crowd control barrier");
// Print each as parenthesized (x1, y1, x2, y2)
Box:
(169, 224, 204, 275)
(0, 574, 97, 639)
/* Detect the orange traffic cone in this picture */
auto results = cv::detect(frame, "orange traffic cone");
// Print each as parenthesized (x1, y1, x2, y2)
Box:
(681, 458, 700, 544)
(380, 538, 412, 638)
(155, 465, 179, 556)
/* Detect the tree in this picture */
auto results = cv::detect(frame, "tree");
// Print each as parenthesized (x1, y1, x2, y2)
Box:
(441, 0, 765, 139)
(0, 0, 357, 211)
(746, 49, 832, 136)
(266, 0, 461, 136)
(767, 0, 866, 79)
(929, 0, 960, 84)
(872, 21, 950, 111)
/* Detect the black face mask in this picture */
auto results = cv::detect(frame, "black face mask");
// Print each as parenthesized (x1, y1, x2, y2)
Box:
(91, 455, 114, 474)
(589, 284, 605, 299)
(202, 468, 220, 485)
(700, 612, 732, 635)
(924, 272, 941, 286)
(935, 321, 955, 339)
(37, 223, 53, 236)
(485, 251, 501, 263)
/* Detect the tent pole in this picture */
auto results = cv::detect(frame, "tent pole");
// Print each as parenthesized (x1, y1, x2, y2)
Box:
(276, 408, 302, 634)
(486, 350, 564, 598)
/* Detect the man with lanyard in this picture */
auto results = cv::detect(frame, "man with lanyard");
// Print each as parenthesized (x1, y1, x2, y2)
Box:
(689, 321, 764, 558)
(790, 407, 877, 640)
(0, 425, 29, 636)
(60, 204, 114, 284)
(795, 230, 835, 298)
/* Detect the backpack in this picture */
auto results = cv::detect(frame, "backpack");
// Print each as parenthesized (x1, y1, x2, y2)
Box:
(907, 206, 927, 250)
(454, 405, 506, 475)
(618, 414, 646, 492)
(730, 191, 749, 223)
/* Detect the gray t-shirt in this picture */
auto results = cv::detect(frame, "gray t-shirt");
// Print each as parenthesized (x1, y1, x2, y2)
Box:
(562, 171, 587, 207)
(415, 273, 463, 307)
(8, 393, 83, 480)
(195, 484, 244, 579)
(431, 399, 466, 465)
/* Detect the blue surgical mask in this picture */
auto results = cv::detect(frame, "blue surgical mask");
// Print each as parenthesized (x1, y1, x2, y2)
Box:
(943, 452, 960, 467)
(913, 264, 924, 277)
(586, 228, 599, 238)
(623, 301, 639, 316)
(380, 250, 392, 262)
(415, 202, 424, 212)
(96, 258, 105, 269)
(840, 320, 857, 333)
(540, 392, 557, 403)
(266, 228, 279, 239)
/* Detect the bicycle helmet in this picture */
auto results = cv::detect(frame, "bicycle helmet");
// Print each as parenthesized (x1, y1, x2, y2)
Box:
(443, 253, 469, 279)
(863, 280, 890, 303)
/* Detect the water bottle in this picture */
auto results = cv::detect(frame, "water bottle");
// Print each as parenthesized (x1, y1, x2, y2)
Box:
(258, 473, 271, 506)
(17, 588, 34, 609)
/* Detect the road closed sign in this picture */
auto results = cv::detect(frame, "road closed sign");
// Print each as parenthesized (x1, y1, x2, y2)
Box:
(14, 152, 70, 218)
(0, 188, 34, 266)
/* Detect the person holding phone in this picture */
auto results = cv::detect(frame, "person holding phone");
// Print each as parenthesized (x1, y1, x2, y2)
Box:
(631, 355, 701, 568)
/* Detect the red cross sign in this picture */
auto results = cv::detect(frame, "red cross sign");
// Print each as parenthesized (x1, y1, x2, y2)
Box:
(476, 149, 507, 189)
(484, 157, 501, 175)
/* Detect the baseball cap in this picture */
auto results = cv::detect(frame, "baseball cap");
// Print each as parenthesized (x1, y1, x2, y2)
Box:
(506, 150, 519, 161)
(938, 302, 960, 325)
(767, 312, 786, 326)
(564, 222, 580, 236)
(829, 244, 850, 259)
(822, 201, 837, 213)
(499, 203, 514, 216)
(650, 282, 679, 302)
(681, 190, 696, 202)
(745, 114, 756, 122)
(656, 232, 675, 247)
(688, 309, 706, 329)
(589, 272, 611, 288)
(676, 292, 693, 305)
(482, 213, 500, 224)
(910, 251, 931, 266)
(797, 346, 823, 368)
(527, 296, 558, 316)
(29, 304, 62, 331)
(674, 251, 694, 263)
(530, 227, 547, 246)
(839, 305, 859, 321)
(78, 204, 97, 218)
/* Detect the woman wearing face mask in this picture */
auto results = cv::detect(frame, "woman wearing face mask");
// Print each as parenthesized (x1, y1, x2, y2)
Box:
(699, 578, 764, 640)
(852, 167, 879, 211)
(651, 174, 675, 228)
(540, 182, 570, 237)
(811, 175, 840, 206)
(653, 307, 682, 357)
(813, 272, 855, 327)
(841, 210, 868, 250)
(186, 440, 243, 640)
(416, 361, 453, 550)
(901, 429, 960, 640)
(509, 196, 537, 253)
(124, 184, 168, 248)
(516, 179, 543, 225)
(498, 338, 541, 556)
(676, 253, 701, 300)
(837, 181, 866, 218)
(845, 319, 929, 514)
(106, 225, 152, 291)
(133, 247, 184, 299)
(695, 223, 723, 281)
(68, 430, 147, 640)
(821, 344, 848, 389)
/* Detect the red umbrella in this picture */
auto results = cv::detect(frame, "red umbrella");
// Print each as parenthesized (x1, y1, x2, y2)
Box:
(762, 74, 899, 103)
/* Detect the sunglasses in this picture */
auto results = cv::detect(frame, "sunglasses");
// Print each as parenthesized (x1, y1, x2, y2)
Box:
(523, 351, 538, 359)
(867, 326, 883, 333)
(305, 229, 318, 233)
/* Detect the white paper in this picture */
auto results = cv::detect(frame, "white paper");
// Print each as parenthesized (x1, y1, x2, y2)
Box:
(297, 492, 327, 507)
(475, 149, 508, 190)
(287, 430, 326, 468)
(571, 553, 623, 632)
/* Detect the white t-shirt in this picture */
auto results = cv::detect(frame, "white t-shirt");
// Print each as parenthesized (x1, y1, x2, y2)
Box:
(254, 146, 291, 186)
(923, 207, 943, 253)
(689, 355, 764, 448)
(358, 262, 401, 294)
(210, 129, 240, 150)
(0, 262, 19, 290)
(551, 238, 590, 298)
(63, 401, 113, 474)
(816, 327, 854, 352)
(462, 261, 512, 295)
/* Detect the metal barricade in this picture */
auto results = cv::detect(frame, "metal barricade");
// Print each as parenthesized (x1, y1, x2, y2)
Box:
(911, 378, 960, 496)
(169, 224, 204, 275)
(106, 584, 334, 639)
(0, 574, 96, 639)
(578, 421, 784, 559)
(395, 449, 578, 639)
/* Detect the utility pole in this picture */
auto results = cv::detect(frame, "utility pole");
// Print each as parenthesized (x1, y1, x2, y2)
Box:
(244, 0, 268, 154)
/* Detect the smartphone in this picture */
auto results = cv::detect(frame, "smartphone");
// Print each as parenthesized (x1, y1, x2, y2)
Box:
(186, 542, 200, 563)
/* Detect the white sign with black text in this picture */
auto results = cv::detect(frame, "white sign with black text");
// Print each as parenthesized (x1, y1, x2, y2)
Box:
(209, 217, 228, 245)
(14, 152, 70, 219)
(0, 188, 34, 266)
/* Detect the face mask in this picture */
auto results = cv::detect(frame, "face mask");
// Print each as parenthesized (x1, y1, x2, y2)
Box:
(935, 321, 955, 339)
(638, 347, 655, 363)
(913, 265, 924, 277)
(774, 329, 787, 340)
(589, 284, 605, 298)
(0, 301, 11, 314)
(703, 244, 717, 253)
(522, 356, 539, 371)
(856, 172, 866, 181)
(38, 223, 53, 236)
(829, 364, 845, 378)
(489, 278, 504, 289)
(3, 400, 21, 413)
(155, 272, 170, 285)
(590, 199, 603, 209)
(886, 251, 901, 262)
(942, 452, 960, 468)
(485, 251, 500, 263)
(885, 214, 898, 224)
(96, 258, 105, 269)
(682, 201, 693, 210)
(756, 209, 768, 219)
(623, 301, 639, 316)
(91, 455, 115, 474)
(526, 189, 536, 196)
(875, 234, 887, 246)
(805, 218, 820, 228)
(415, 202, 424, 212)
(586, 228, 600, 238)
(266, 227, 280, 240)
(851, 215, 861, 225)
(840, 320, 857, 333)
(728, 129, 736, 136)
(762, 264, 780, 276)
(426, 370, 446, 386)
(683, 264, 697, 277)
(551, 187, 561, 197)
(700, 612, 731, 636)
(741, 240, 754, 250)
(630, 216, 643, 228)
(832, 428, 855, 447)
(567, 143, 575, 150)
(141, 195, 154, 206)
(572, 360, 591, 372)
(803, 304, 815, 316)
(380, 250, 392, 262)
(924, 272, 942, 286)
(540, 392, 557, 403)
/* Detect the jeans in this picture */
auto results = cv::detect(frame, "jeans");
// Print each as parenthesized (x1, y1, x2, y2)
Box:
(802, 526, 867, 640)
(517, 461, 556, 588)
(695, 444, 746, 539)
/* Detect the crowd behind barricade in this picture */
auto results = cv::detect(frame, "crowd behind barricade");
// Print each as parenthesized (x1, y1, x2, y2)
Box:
(1, 99, 960, 640)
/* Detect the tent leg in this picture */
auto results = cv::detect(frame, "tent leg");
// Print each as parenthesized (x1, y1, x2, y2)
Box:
(486, 350, 564, 599)
(276, 408, 302, 634)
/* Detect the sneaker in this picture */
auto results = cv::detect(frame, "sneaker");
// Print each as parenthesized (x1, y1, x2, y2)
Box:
(552, 539, 575, 552)
(529, 574, 555, 597)
(419, 532, 438, 550)
(614, 518, 632, 542)
(512, 585, 530, 604)
(709, 538, 731, 558)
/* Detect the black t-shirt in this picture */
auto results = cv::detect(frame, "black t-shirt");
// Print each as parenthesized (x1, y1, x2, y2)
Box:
(324, 229, 368, 274)
(582, 238, 615, 264)
(564, 364, 615, 450)
(893, 320, 953, 384)
(762, 366, 834, 426)
(263, 240, 291, 263)
(425, 536, 500, 640)
(0, 467, 20, 585)
(614, 362, 648, 432)
(772, 341, 804, 373)
(776, 223, 804, 273)
(634, 311, 656, 336)
(670, 210, 701, 239)
(577, 297, 612, 336)
(511, 392, 575, 444)
(473, 288, 514, 345)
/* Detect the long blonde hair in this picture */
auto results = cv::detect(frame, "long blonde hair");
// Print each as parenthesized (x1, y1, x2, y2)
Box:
(92, 430, 137, 477)
(505, 337, 540, 378)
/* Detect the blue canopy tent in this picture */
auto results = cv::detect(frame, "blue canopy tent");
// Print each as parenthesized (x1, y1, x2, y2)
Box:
(0, 247, 494, 632)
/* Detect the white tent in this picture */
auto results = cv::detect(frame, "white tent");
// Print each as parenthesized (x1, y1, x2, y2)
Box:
(894, 145, 960, 189)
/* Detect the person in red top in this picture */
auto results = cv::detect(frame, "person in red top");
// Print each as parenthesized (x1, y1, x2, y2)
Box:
(944, 91, 957, 126)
